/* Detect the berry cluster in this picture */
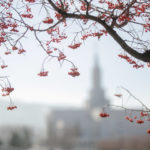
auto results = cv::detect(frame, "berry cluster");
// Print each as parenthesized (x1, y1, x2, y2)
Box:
(2, 87, 14, 96)
(80, 2, 92, 11)
(51, 35, 67, 43)
(58, 53, 66, 61)
(25, 0, 35, 2)
(47, 27, 59, 34)
(38, 71, 48, 77)
(125, 116, 134, 123)
(0, 37, 6, 43)
(100, 110, 150, 134)
(99, 112, 110, 118)
(55, 13, 62, 20)
(68, 68, 80, 77)
(136, 119, 144, 124)
(106, 1, 124, 10)
(7, 105, 17, 110)
(118, 54, 144, 69)
(18, 49, 26, 54)
(147, 129, 150, 134)
(12, 46, 18, 50)
(125, 110, 150, 134)
(68, 43, 82, 49)
(81, 32, 104, 40)
(21, 14, 33, 19)
(114, 94, 122, 98)
(43, 17, 53, 24)
(1, 65, 8, 69)
(47, 50, 53, 54)
(5, 51, 11, 55)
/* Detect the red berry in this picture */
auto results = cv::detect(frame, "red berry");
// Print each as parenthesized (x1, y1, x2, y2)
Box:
(147, 129, 150, 134)
(99, 113, 109, 118)
(125, 116, 129, 120)
(43, 17, 53, 24)
(136, 119, 144, 124)
(114, 94, 122, 98)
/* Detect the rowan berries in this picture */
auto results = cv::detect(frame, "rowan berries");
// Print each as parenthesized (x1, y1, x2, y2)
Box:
(38, 71, 48, 77)
(114, 94, 122, 98)
(140, 111, 148, 117)
(68, 68, 80, 77)
(12, 46, 18, 50)
(5, 51, 11, 55)
(68, 43, 82, 49)
(147, 129, 150, 134)
(1, 65, 8, 69)
(18, 49, 26, 54)
(7, 105, 17, 110)
(43, 17, 53, 24)
(58, 53, 66, 61)
(99, 113, 110, 118)
(25, 0, 35, 2)
(136, 119, 144, 124)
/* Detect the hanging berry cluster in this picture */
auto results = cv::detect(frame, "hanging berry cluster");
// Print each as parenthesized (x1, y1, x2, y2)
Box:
(99, 87, 150, 134)
(124, 110, 150, 134)
(118, 54, 144, 69)
(68, 68, 80, 77)
(0, 76, 17, 110)
(99, 112, 110, 118)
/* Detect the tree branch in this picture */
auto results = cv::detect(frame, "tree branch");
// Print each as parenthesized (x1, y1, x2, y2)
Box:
(47, 0, 150, 62)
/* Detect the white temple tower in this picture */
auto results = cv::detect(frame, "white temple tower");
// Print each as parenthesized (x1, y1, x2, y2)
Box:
(88, 56, 109, 110)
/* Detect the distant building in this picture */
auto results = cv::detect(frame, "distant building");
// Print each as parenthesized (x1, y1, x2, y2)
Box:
(46, 57, 149, 150)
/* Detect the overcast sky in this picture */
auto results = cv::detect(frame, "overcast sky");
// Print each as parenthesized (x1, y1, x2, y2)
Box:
(1, 31, 150, 110)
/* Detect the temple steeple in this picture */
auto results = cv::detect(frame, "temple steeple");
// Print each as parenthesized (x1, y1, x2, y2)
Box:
(93, 56, 101, 90)
(88, 55, 109, 109)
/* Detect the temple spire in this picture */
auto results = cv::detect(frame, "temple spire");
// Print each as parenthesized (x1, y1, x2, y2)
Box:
(88, 55, 109, 109)
(92, 54, 100, 90)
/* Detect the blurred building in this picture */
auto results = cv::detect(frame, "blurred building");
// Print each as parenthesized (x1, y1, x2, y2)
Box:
(0, 103, 49, 150)
(47, 58, 150, 150)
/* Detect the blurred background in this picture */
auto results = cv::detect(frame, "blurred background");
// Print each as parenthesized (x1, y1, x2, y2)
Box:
(0, 35, 150, 150)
